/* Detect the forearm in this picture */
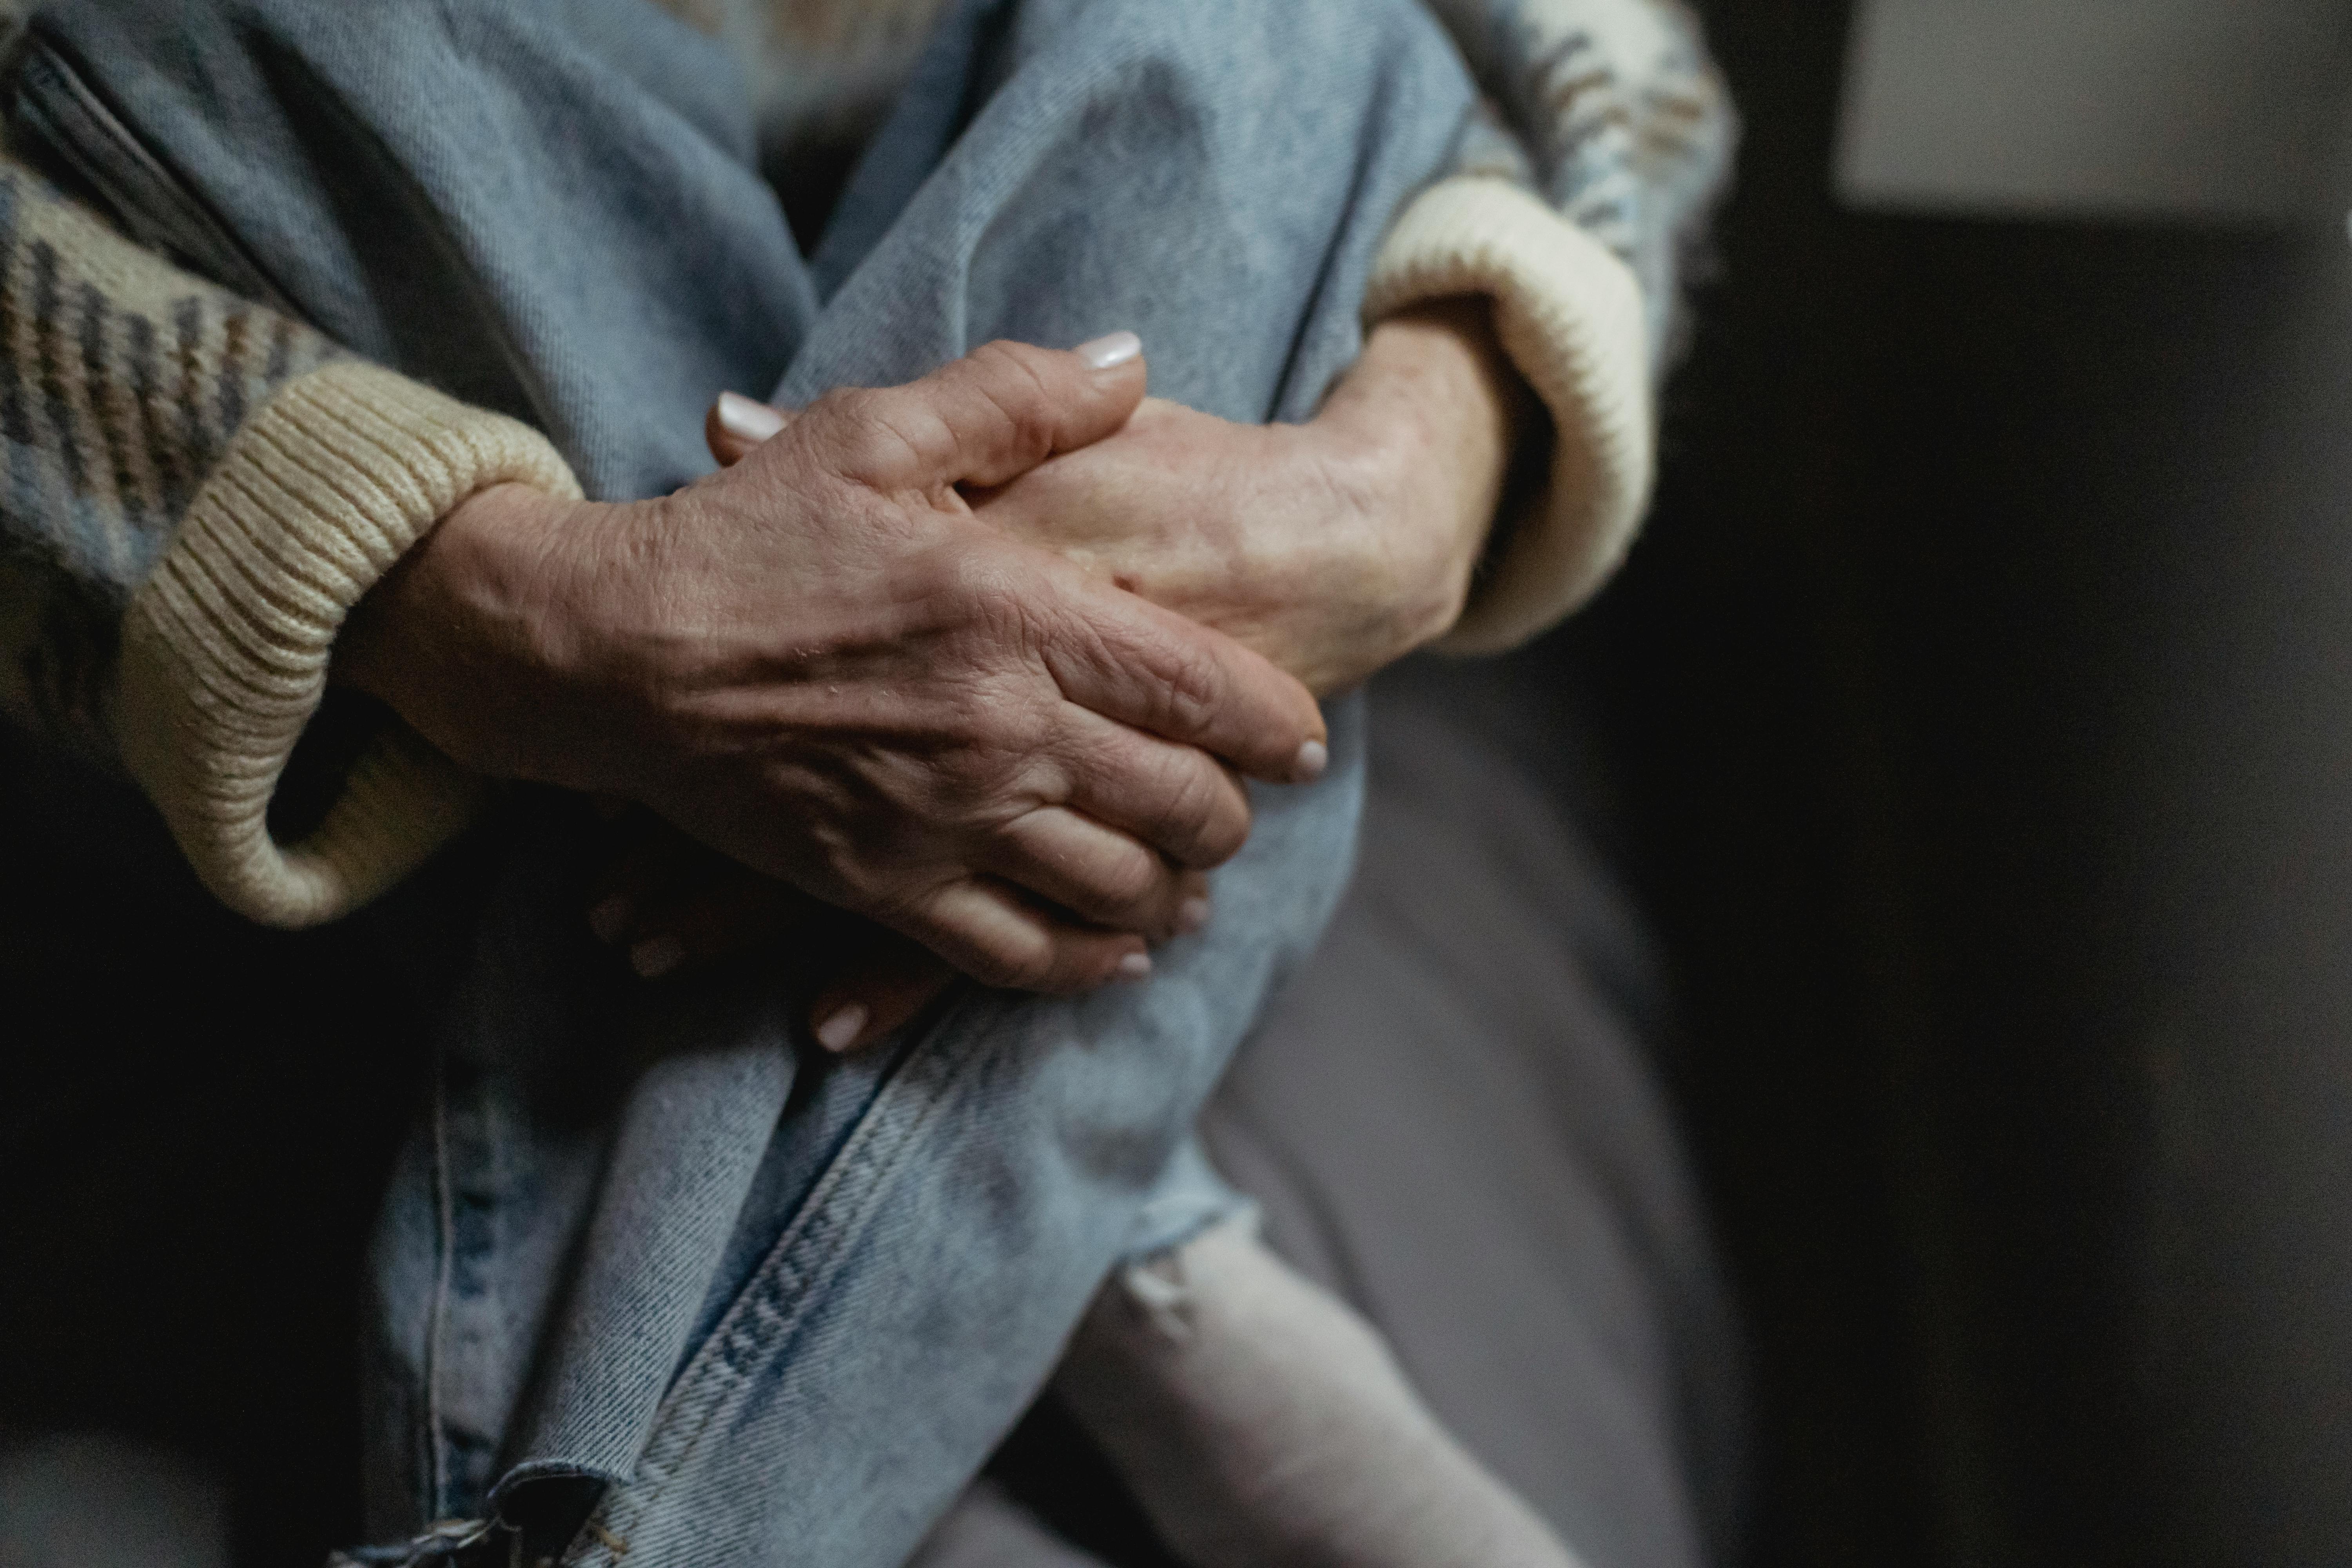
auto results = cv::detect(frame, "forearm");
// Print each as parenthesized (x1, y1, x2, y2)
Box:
(1312, 298, 1537, 654)
(1348, 0, 1733, 651)
(0, 138, 581, 924)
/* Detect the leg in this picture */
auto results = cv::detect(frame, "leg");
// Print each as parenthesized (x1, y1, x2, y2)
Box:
(923, 673, 1742, 1568)
(1194, 672, 1746, 1568)
(25, 2, 1479, 1563)
(1055, 1210, 1588, 1568)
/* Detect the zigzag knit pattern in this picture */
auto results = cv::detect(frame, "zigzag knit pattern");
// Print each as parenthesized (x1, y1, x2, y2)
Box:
(0, 149, 343, 764)
(0, 0, 1739, 926)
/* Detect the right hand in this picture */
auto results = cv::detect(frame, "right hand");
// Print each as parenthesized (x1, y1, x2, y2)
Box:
(338, 338, 1327, 993)
(581, 810, 1198, 1053)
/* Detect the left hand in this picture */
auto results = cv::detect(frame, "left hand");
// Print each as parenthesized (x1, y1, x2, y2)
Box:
(650, 298, 1535, 1044)
(709, 300, 1533, 697)
(982, 299, 1534, 695)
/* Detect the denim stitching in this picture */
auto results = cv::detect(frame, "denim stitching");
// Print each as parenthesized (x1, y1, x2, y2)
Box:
(425, 1049, 457, 1523)
(570, 999, 1006, 1559)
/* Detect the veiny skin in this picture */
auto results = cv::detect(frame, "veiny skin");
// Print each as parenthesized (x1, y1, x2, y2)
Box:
(347, 303, 1526, 1049)
(341, 339, 1325, 995)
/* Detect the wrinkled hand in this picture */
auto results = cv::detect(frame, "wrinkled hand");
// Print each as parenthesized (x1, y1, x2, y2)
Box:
(338, 338, 1327, 997)
(651, 303, 1532, 1044)
(582, 804, 1210, 1054)
(710, 301, 1533, 696)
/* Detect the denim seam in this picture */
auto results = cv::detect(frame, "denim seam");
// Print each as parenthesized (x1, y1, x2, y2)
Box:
(424, 1051, 457, 1524)
(568, 1001, 1005, 1561)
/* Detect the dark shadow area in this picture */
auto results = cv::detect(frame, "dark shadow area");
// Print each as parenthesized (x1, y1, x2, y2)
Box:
(1504, 4, 2352, 1564)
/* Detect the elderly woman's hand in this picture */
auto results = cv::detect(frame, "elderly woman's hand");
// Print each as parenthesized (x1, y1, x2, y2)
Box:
(985, 299, 1531, 695)
(707, 301, 1531, 696)
(655, 304, 1530, 1048)
(338, 338, 1325, 995)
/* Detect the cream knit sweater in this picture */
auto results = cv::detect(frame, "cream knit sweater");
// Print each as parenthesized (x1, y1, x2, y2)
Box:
(0, 0, 1724, 926)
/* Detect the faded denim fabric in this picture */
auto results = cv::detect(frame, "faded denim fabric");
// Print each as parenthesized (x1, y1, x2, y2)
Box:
(19, 0, 1474, 1562)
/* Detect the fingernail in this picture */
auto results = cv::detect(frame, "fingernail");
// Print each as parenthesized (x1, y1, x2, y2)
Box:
(630, 934, 685, 979)
(1075, 330, 1142, 370)
(588, 895, 633, 946)
(816, 1002, 869, 1053)
(1176, 897, 1211, 935)
(1115, 951, 1152, 983)
(715, 390, 787, 443)
(1293, 739, 1329, 783)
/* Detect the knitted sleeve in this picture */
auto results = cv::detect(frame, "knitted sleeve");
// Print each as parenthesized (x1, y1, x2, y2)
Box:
(0, 143, 580, 926)
(1379, 0, 1735, 651)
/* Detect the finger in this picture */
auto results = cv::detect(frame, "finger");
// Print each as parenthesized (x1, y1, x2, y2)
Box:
(806, 938, 956, 1054)
(1042, 584, 1329, 786)
(1174, 868, 1213, 935)
(978, 806, 1191, 936)
(898, 877, 1156, 995)
(835, 334, 1146, 491)
(586, 824, 808, 978)
(1051, 707, 1254, 869)
(706, 391, 791, 466)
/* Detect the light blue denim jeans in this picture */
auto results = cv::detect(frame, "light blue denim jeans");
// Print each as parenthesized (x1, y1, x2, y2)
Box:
(18, 2, 1477, 1562)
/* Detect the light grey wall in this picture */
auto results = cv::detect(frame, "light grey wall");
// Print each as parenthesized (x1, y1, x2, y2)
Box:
(1837, 0, 2352, 222)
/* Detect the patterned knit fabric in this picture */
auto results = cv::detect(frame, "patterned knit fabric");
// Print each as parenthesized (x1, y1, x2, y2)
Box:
(0, 0, 1736, 923)
(1427, 0, 1735, 365)
(0, 134, 341, 766)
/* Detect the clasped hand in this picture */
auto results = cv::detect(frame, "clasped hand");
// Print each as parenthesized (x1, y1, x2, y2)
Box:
(342, 307, 1521, 1051)
(339, 337, 1328, 1011)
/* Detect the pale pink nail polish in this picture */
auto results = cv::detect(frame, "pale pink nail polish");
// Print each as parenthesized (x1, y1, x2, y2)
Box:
(1176, 897, 1211, 935)
(588, 895, 632, 946)
(630, 935, 685, 979)
(715, 390, 787, 443)
(1115, 951, 1152, 982)
(816, 1003, 869, 1053)
(1075, 330, 1142, 370)
(1293, 739, 1329, 783)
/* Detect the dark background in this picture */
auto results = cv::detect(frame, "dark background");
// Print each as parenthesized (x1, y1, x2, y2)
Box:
(1517, 1, 2352, 1563)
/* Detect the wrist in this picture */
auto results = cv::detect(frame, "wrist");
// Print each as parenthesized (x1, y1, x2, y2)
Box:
(335, 481, 592, 780)
(1314, 299, 1528, 653)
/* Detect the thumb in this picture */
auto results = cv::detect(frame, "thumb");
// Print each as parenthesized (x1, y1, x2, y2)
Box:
(845, 332, 1147, 491)
(706, 391, 792, 466)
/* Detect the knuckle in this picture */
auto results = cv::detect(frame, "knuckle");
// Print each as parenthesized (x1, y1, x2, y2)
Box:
(805, 385, 875, 450)
(1149, 636, 1226, 739)
(1192, 792, 1249, 866)
(828, 386, 938, 479)
(1090, 845, 1165, 913)
(950, 552, 1037, 630)
(985, 939, 1056, 993)
(966, 341, 1061, 459)
(1152, 755, 1227, 860)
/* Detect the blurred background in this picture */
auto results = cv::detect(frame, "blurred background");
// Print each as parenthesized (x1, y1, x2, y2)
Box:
(1524, 0, 2352, 1562)
(9, 3, 2352, 1565)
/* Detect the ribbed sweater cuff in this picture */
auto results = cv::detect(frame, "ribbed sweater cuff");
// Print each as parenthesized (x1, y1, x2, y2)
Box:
(114, 359, 582, 928)
(1364, 176, 1655, 653)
